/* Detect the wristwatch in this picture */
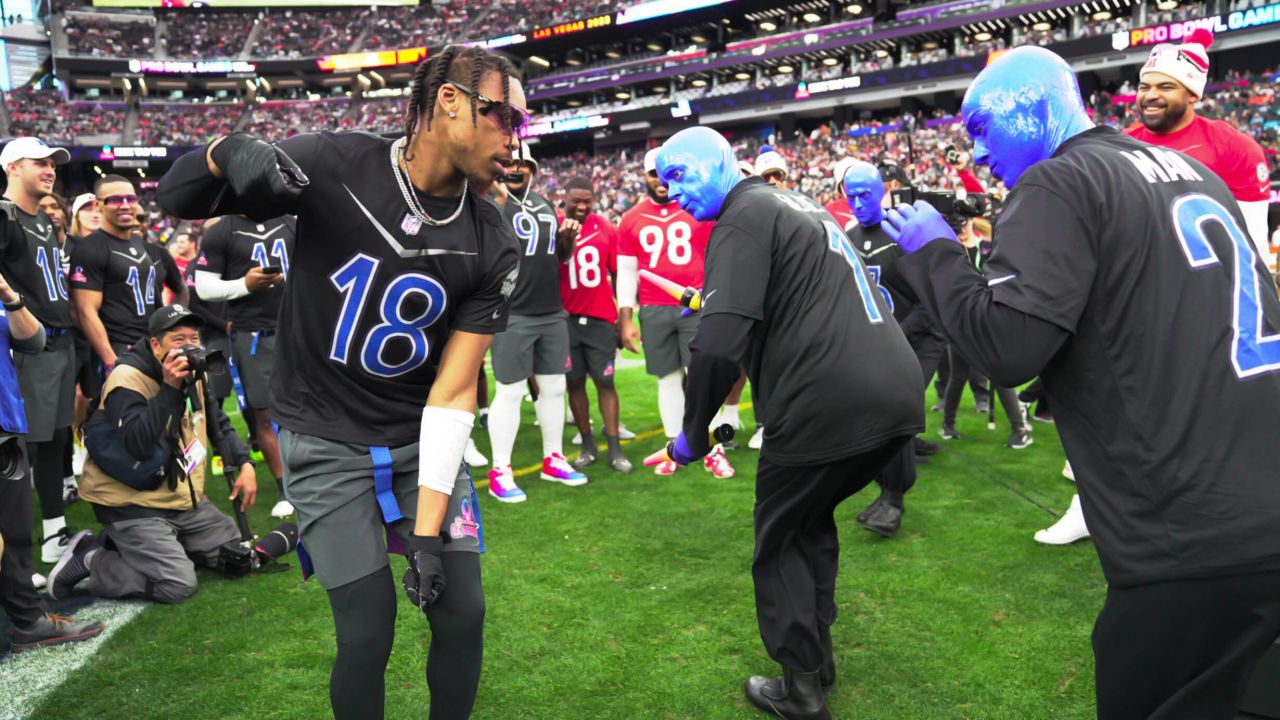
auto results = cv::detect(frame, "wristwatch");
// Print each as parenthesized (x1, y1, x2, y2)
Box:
(2, 294, 23, 312)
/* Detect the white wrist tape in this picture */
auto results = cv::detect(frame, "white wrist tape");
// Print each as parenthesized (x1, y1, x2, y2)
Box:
(417, 406, 475, 495)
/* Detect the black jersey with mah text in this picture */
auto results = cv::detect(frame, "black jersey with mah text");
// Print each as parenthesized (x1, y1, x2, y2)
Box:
(499, 190, 563, 315)
(700, 177, 924, 466)
(188, 131, 519, 447)
(70, 230, 179, 347)
(983, 126, 1280, 586)
(0, 206, 73, 329)
(199, 214, 296, 330)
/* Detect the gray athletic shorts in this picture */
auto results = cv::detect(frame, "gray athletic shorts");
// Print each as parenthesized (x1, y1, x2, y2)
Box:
(231, 331, 276, 410)
(279, 428, 483, 591)
(490, 312, 570, 385)
(638, 306, 699, 378)
(566, 315, 616, 383)
(15, 331, 76, 442)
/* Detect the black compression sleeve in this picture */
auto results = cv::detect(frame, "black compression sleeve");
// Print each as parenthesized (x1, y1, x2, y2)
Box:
(682, 312, 754, 456)
(893, 240, 1071, 388)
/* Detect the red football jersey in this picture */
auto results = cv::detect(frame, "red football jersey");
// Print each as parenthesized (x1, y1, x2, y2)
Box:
(1126, 115, 1270, 202)
(618, 197, 712, 307)
(559, 213, 619, 323)
(824, 198, 856, 233)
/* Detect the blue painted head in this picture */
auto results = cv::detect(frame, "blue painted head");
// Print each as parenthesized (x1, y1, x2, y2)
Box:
(841, 160, 886, 227)
(655, 126, 742, 222)
(961, 46, 1095, 188)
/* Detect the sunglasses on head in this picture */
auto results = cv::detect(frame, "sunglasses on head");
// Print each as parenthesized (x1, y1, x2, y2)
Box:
(448, 82, 530, 136)
(101, 194, 139, 207)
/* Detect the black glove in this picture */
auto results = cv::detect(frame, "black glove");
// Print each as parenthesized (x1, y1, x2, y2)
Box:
(402, 534, 446, 612)
(210, 133, 309, 207)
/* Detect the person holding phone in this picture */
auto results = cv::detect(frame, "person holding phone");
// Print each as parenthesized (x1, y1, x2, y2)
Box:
(194, 214, 295, 518)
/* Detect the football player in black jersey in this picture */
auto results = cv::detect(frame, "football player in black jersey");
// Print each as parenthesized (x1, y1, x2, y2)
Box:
(884, 46, 1280, 719)
(158, 45, 524, 720)
(650, 126, 924, 720)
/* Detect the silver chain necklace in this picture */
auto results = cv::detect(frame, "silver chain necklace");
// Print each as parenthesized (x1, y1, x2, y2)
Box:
(390, 137, 468, 227)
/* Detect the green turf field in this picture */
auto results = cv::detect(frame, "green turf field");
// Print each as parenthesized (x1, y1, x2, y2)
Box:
(18, 360, 1106, 719)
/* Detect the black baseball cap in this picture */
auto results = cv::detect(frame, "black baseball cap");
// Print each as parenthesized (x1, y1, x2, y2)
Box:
(148, 304, 203, 336)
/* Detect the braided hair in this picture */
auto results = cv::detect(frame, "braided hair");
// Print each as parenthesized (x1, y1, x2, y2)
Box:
(403, 45, 521, 160)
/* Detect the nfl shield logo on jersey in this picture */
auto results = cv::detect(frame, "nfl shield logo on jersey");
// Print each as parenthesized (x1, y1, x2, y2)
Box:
(401, 213, 422, 236)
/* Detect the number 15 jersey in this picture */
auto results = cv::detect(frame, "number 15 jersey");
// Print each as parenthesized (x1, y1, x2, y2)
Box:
(618, 196, 712, 306)
(230, 131, 519, 447)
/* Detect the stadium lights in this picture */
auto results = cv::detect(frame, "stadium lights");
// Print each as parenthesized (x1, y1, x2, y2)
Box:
(874, 48, 889, 57)
(566, 56, 582, 66)
(528, 55, 551, 67)
(822, 56, 840, 65)
(974, 31, 992, 41)
(616, 90, 631, 99)
(93, 165, 103, 176)
(1156, 0, 1178, 8)
(691, 78, 708, 87)
(923, 40, 939, 49)
(735, 71, 752, 80)
(605, 49, 622, 58)
(690, 33, 706, 42)
(1032, 20, 1052, 30)
(845, 3, 863, 13)
(646, 40, 663, 51)
(567, 98, 583, 106)
(760, 20, 777, 31)
(802, 11, 822, 22)
(776, 64, 794, 73)
(1092, 9, 1112, 19)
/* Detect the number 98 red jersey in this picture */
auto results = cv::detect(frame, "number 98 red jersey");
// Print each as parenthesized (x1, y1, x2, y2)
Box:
(618, 197, 713, 306)
(559, 213, 619, 323)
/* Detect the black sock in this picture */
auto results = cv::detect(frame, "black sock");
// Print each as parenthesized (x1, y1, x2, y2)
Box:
(31, 428, 70, 520)
(580, 431, 596, 451)
(327, 566, 397, 720)
(62, 429, 74, 478)
(605, 434, 624, 456)
(426, 553, 486, 720)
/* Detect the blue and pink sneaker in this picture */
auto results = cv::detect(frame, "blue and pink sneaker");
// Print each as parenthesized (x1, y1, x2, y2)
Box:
(487, 466, 526, 503)
(540, 453, 588, 487)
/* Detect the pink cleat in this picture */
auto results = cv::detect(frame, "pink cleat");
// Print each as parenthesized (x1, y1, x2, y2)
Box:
(704, 445, 736, 478)
(654, 460, 679, 476)
(540, 453, 588, 487)
(487, 466, 526, 503)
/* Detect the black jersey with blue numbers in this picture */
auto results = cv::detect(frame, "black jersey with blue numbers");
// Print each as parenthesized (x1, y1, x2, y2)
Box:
(699, 177, 924, 465)
(199, 214, 296, 330)
(982, 126, 1280, 586)
(70, 230, 171, 347)
(0, 206, 73, 329)
(499, 190, 563, 315)
(164, 131, 519, 446)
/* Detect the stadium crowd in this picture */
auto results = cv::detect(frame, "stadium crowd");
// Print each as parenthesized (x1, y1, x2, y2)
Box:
(61, 12, 154, 58)
(160, 11, 254, 58)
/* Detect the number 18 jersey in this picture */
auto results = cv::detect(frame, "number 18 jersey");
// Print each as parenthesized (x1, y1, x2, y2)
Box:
(618, 197, 712, 306)
(559, 213, 619, 323)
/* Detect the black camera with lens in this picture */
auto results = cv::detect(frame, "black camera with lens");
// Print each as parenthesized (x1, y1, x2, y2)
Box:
(890, 188, 989, 233)
(178, 344, 228, 382)
(0, 432, 28, 482)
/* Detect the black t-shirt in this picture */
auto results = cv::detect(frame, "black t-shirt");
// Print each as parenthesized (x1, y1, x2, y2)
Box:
(145, 243, 185, 316)
(499, 190, 563, 315)
(0, 206, 74, 329)
(701, 177, 924, 465)
(984, 126, 1280, 586)
(199, 215, 296, 330)
(192, 131, 519, 446)
(847, 221, 944, 350)
(70, 230, 171, 347)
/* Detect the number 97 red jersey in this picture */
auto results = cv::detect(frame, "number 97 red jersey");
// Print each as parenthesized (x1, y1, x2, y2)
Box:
(618, 197, 713, 306)
(559, 212, 620, 323)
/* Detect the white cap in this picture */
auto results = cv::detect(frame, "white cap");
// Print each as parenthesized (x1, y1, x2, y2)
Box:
(514, 140, 538, 172)
(71, 192, 96, 216)
(831, 157, 858, 191)
(0, 137, 71, 170)
(1140, 28, 1213, 98)
(755, 150, 787, 178)
(644, 148, 660, 174)
(738, 160, 755, 176)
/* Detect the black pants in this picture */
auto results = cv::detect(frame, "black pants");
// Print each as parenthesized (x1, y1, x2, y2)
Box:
(943, 348, 1024, 431)
(934, 348, 989, 405)
(753, 436, 911, 671)
(875, 339, 944, 500)
(327, 552, 485, 720)
(1094, 571, 1280, 719)
(0, 442, 47, 629)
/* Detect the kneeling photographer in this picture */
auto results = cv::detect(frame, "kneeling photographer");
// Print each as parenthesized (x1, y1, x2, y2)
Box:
(48, 305, 269, 603)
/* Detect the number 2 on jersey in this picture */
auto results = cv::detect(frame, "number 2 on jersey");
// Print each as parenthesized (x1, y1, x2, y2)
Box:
(1172, 193, 1280, 378)
(637, 222, 693, 267)
(328, 253, 448, 378)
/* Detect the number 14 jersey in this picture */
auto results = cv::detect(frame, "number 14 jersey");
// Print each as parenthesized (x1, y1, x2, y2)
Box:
(618, 197, 712, 306)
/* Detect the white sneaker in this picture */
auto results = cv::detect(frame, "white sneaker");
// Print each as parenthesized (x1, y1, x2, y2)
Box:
(1062, 461, 1075, 482)
(270, 500, 295, 519)
(571, 432, 582, 445)
(1034, 494, 1090, 545)
(31, 572, 47, 590)
(72, 442, 88, 477)
(618, 424, 636, 440)
(748, 426, 765, 450)
(41, 528, 71, 564)
(464, 438, 488, 467)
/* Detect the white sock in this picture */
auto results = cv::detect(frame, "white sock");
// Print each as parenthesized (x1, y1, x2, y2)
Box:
(43, 516, 66, 539)
(657, 371, 685, 439)
(487, 381, 524, 469)
(534, 373, 567, 457)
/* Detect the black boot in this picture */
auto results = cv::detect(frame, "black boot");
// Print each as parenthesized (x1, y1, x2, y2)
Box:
(744, 668, 832, 720)
(856, 495, 884, 525)
(860, 496, 903, 538)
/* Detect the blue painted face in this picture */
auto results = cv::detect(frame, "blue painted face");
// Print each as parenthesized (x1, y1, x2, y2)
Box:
(655, 126, 742, 222)
(961, 46, 1095, 188)
(841, 161, 886, 227)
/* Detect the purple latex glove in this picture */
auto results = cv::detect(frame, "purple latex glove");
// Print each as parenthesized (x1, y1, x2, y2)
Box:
(881, 201, 961, 254)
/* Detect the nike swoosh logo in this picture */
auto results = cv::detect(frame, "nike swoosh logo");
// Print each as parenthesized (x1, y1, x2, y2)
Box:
(576, 231, 599, 247)
(492, 308, 503, 319)
(343, 184, 477, 258)
(863, 244, 897, 259)
(987, 274, 1018, 286)
(703, 289, 718, 304)
(110, 250, 150, 265)
(233, 226, 286, 242)
(1179, 144, 1203, 152)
